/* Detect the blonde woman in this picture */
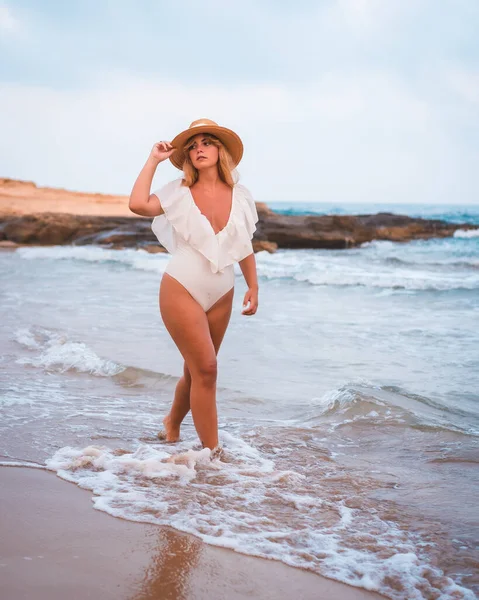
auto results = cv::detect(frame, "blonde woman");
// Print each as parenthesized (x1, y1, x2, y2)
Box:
(129, 119, 259, 453)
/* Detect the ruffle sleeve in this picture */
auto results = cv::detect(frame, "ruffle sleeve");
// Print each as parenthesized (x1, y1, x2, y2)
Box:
(216, 183, 259, 271)
(151, 178, 220, 269)
(151, 179, 259, 274)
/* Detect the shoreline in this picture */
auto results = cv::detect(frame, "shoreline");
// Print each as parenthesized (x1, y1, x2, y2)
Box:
(0, 465, 385, 600)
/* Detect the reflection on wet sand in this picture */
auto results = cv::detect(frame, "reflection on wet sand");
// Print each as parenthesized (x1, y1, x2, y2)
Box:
(131, 527, 202, 600)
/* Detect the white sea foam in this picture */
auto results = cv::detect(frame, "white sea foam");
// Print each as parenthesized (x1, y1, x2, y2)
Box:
(297, 381, 479, 437)
(14, 327, 124, 377)
(14, 327, 42, 349)
(45, 431, 475, 600)
(360, 240, 397, 250)
(0, 393, 35, 407)
(14, 240, 479, 290)
(255, 249, 479, 290)
(0, 461, 47, 469)
(16, 245, 169, 273)
(454, 228, 479, 238)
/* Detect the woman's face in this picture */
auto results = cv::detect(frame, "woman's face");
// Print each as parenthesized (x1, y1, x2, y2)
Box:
(187, 134, 219, 170)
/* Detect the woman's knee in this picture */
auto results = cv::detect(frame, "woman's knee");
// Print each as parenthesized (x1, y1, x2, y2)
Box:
(190, 358, 217, 386)
(183, 362, 192, 384)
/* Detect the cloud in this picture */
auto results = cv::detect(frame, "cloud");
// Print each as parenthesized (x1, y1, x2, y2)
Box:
(330, 0, 410, 33)
(0, 0, 455, 87)
(1, 66, 477, 204)
(0, 3, 19, 34)
(446, 67, 479, 105)
(0, 1, 477, 204)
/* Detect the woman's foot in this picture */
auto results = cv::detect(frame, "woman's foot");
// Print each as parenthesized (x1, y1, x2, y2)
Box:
(210, 445, 224, 461)
(157, 414, 180, 442)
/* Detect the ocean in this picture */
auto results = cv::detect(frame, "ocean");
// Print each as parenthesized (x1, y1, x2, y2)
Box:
(1, 201, 478, 600)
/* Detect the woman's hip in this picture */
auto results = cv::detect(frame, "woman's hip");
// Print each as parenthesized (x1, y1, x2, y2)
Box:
(162, 254, 234, 312)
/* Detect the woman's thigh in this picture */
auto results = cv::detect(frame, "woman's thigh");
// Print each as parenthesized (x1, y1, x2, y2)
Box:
(206, 287, 234, 354)
(160, 273, 216, 374)
(178, 287, 234, 383)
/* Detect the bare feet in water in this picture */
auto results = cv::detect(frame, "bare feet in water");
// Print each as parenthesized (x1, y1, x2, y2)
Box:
(166, 446, 224, 465)
(210, 446, 224, 461)
(157, 414, 180, 442)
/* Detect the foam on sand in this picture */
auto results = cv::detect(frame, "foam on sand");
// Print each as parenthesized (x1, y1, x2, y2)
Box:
(45, 432, 475, 600)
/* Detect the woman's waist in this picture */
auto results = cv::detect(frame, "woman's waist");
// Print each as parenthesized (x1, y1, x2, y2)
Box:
(165, 246, 234, 276)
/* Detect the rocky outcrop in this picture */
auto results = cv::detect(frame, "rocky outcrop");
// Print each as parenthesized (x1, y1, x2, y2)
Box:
(0, 212, 281, 253)
(0, 213, 146, 246)
(253, 240, 278, 253)
(0, 211, 476, 252)
(254, 212, 477, 249)
(0, 178, 477, 251)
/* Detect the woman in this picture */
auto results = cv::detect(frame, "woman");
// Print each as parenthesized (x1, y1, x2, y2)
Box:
(129, 119, 259, 454)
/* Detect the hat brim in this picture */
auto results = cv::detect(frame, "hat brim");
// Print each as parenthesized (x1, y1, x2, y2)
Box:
(169, 125, 244, 170)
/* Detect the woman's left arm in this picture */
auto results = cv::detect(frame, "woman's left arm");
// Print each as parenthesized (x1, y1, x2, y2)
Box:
(239, 252, 258, 316)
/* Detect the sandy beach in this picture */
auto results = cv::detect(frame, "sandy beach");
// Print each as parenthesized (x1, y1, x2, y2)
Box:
(0, 178, 271, 219)
(0, 466, 384, 600)
(0, 178, 133, 217)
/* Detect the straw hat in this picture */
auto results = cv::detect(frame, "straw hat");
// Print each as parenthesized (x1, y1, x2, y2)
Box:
(169, 118, 244, 170)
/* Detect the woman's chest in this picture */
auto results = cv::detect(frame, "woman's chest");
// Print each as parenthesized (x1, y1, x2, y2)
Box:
(190, 187, 233, 234)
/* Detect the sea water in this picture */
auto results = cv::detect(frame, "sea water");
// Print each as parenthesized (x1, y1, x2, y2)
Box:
(1, 202, 478, 599)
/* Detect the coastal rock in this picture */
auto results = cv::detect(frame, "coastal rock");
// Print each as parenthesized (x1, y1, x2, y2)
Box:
(141, 245, 168, 254)
(0, 178, 477, 250)
(0, 210, 477, 250)
(253, 240, 278, 254)
(0, 213, 144, 246)
(258, 212, 477, 249)
(255, 202, 275, 217)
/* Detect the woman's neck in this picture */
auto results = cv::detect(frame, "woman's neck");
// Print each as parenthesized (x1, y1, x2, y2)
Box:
(196, 167, 220, 188)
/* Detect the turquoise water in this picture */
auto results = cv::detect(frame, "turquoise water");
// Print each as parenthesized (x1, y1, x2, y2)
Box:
(268, 201, 479, 225)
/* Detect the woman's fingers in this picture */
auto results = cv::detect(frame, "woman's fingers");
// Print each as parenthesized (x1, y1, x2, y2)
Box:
(150, 142, 175, 161)
(158, 145, 175, 157)
(158, 141, 174, 151)
(242, 296, 258, 315)
(149, 141, 175, 163)
(153, 141, 173, 154)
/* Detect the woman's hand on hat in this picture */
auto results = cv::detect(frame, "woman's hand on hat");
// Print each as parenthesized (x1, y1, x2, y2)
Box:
(150, 141, 175, 164)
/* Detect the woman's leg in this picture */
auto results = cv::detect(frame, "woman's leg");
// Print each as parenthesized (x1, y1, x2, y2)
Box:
(159, 274, 233, 449)
(162, 363, 191, 441)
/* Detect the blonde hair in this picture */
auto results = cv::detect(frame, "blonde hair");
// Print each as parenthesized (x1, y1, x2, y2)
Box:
(181, 134, 236, 187)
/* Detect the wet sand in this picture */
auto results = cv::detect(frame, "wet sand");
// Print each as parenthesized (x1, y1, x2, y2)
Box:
(0, 466, 384, 600)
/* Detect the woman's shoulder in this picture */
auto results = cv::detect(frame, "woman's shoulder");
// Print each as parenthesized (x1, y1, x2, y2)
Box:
(234, 182, 252, 196)
(152, 178, 190, 210)
(153, 177, 186, 197)
(234, 182, 258, 223)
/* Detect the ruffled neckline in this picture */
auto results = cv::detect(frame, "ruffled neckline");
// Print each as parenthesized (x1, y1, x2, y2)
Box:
(187, 186, 236, 238)
(151, 178, 258, 274)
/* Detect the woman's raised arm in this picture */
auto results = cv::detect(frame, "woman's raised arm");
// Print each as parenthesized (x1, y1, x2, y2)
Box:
(128, 142, 174, 217)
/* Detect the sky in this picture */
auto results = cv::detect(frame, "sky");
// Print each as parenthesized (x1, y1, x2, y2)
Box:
(0, 0, 478, 204)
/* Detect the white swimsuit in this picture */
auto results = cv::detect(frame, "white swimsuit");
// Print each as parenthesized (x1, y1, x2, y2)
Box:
(151, 178, 258, 312)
